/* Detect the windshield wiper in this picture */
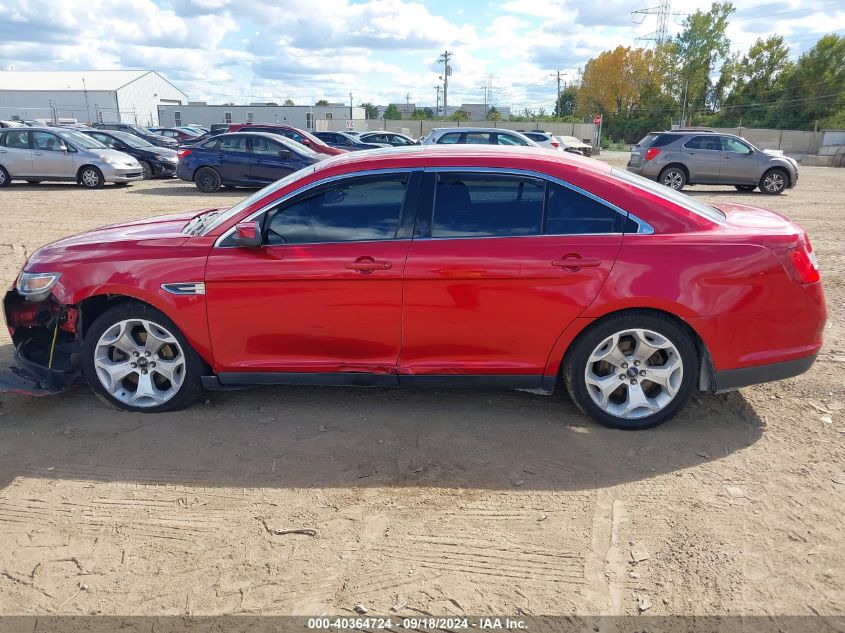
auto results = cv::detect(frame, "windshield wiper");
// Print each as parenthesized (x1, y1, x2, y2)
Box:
(183, 210, 220, 236)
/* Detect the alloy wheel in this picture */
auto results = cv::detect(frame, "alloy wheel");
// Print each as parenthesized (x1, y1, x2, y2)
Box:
(762, 171, 785, 193)
(662, 170, 684, 190)
(584, 328, 683, 420)
(0, 170, 6, 185)
(93, 318, 186, 407)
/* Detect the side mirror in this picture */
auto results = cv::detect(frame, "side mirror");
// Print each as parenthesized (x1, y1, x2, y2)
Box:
(57, 145, 69, 152)
(233, 221, 263, 248)
(277, 149, 291, 158)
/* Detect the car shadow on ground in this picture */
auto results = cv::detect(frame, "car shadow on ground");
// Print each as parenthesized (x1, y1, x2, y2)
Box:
(128, 182, 253, 197)
(0, 349, 765, 492)
(684, 189, 775, 197)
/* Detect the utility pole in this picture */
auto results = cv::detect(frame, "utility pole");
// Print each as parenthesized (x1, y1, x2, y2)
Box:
(406, 93, 411, 118)
(438, 50, 452, 120)
(435, 85, 441, 118)
(349, 92, 353, 121)
(680, 80, 688, 128)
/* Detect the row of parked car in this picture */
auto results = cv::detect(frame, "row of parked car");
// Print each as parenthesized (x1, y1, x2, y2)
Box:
(0, 119, 598, 191)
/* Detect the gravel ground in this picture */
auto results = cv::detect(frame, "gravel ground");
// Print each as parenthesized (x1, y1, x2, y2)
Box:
(0, 161, 842, 620)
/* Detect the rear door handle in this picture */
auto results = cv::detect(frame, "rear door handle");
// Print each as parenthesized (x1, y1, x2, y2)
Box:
(552, 255, 602, 271)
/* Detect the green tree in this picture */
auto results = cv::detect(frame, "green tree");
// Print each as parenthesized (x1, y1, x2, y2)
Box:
(360, 102, 379, 119)
(777, 34, 845, 129)
(555, 87, 576, 117)
(283, 98, 295, 106)
(715, 36, 791, 126)
(449, 109, 470, 121)
(410, 107, 434, 119)
(487, 106, 501, 121)
(672, 2, 735, 112)
(383, 104, 402, 119)
(315, 99, 329, 106)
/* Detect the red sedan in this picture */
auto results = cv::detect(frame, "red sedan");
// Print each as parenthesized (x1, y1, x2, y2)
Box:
(225, 124, 346, 156)
(2, 146, 826, 429)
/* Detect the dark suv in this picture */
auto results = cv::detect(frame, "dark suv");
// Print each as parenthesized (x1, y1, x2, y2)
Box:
(627, 130, 798, 194)
(91, 123, 177, 148)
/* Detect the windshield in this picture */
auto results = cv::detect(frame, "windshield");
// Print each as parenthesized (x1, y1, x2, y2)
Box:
(611, 168, 726, 223)
(60, 130, 106, 149)
(196, 165, 319, 236)
(560, 136, 582, 144)
(112, 131, 153, 147)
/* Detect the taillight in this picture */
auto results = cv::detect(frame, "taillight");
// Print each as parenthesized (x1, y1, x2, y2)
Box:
(645, 147, 661, 161)
(177, 149, 192, 159)
(551, 140, 560, 147)
(788, 244, 820, 284)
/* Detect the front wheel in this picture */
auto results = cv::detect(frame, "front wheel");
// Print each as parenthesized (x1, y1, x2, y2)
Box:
(563, 313, 698, 430)
(140, 161, 153, 180)
(0, 166, 10, 187)
(195, 167, 221, 193)
(760, 168, 788, 195)
(658, 166, 686, 191)
(79, 166, 104, 189)
(81, 302, 205, 413)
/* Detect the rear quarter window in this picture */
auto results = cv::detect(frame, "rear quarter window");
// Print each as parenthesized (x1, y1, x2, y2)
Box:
(636, 134, 678, 148)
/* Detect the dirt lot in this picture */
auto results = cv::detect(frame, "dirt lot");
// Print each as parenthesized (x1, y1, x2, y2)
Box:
(0, 162, 842, 621)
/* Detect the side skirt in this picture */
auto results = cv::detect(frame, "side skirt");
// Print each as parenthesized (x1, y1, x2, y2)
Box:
(204, 373, 554, 393)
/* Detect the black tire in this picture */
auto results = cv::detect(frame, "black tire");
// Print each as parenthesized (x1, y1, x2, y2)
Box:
(759, 167, 788, 195)
(79, 166, 104, 189)
(195, 167, 221, 193)
(735, 185, 756, 192)
(0, 165, 10, 187)
(140, 161, 153, 180)
(563, 312, 698, 430)
(658, 165, 687, 191)
(81, 302, 205, 413)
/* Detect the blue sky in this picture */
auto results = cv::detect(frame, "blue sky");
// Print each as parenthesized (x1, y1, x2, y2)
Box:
(1, 0, 843, 112)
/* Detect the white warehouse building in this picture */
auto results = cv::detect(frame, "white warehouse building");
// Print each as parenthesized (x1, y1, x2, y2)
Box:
(0, 70, 188, 126)
(157, 103, 367, 131)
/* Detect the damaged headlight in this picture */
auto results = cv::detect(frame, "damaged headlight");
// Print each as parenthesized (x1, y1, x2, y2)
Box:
(16, 272, 61, 299)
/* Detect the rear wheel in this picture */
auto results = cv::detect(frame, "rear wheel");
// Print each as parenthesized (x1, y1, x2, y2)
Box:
(82, 302, 204, 413)
(735, 184, 756, 192)
(760, 168, 788, 195)
(195, 167, 221, 193)
(0, 166, 10, 187)
(564, 313, 698, 430)
(79, 166, 104, 189)
(658, 166, 686, 191)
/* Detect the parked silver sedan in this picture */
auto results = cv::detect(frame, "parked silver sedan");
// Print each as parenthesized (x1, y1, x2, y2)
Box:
(0, 127, 143, 188)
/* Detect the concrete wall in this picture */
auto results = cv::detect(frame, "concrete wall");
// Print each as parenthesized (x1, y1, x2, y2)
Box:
(344, 120, 598, 144)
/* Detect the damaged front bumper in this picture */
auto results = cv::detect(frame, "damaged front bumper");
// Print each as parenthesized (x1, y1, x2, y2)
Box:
(1, 290, 81, 396)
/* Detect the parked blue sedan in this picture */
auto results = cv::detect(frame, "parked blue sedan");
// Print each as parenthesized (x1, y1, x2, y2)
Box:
(177, 132, 322, 192)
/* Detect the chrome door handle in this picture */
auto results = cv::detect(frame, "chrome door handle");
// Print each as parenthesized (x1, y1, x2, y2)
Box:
(34, 151, 44, 156)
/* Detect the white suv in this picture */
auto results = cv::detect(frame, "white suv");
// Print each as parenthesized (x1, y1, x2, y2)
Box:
(421, 128, 538, 146)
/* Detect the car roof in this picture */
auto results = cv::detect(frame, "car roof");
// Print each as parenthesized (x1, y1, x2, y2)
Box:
(651, 129, 717, 135)
(312, 144, 609, 175)
(431, 127, 524, 134)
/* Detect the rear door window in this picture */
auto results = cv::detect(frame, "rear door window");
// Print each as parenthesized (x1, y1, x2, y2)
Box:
(219, 136, 248, 152)
(1, 130, 30, 149)
(464, 132, 493, 145)
(436, 133, 463, 144)
(684, 136, 720, 151)
(432, 173, 544, 238)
